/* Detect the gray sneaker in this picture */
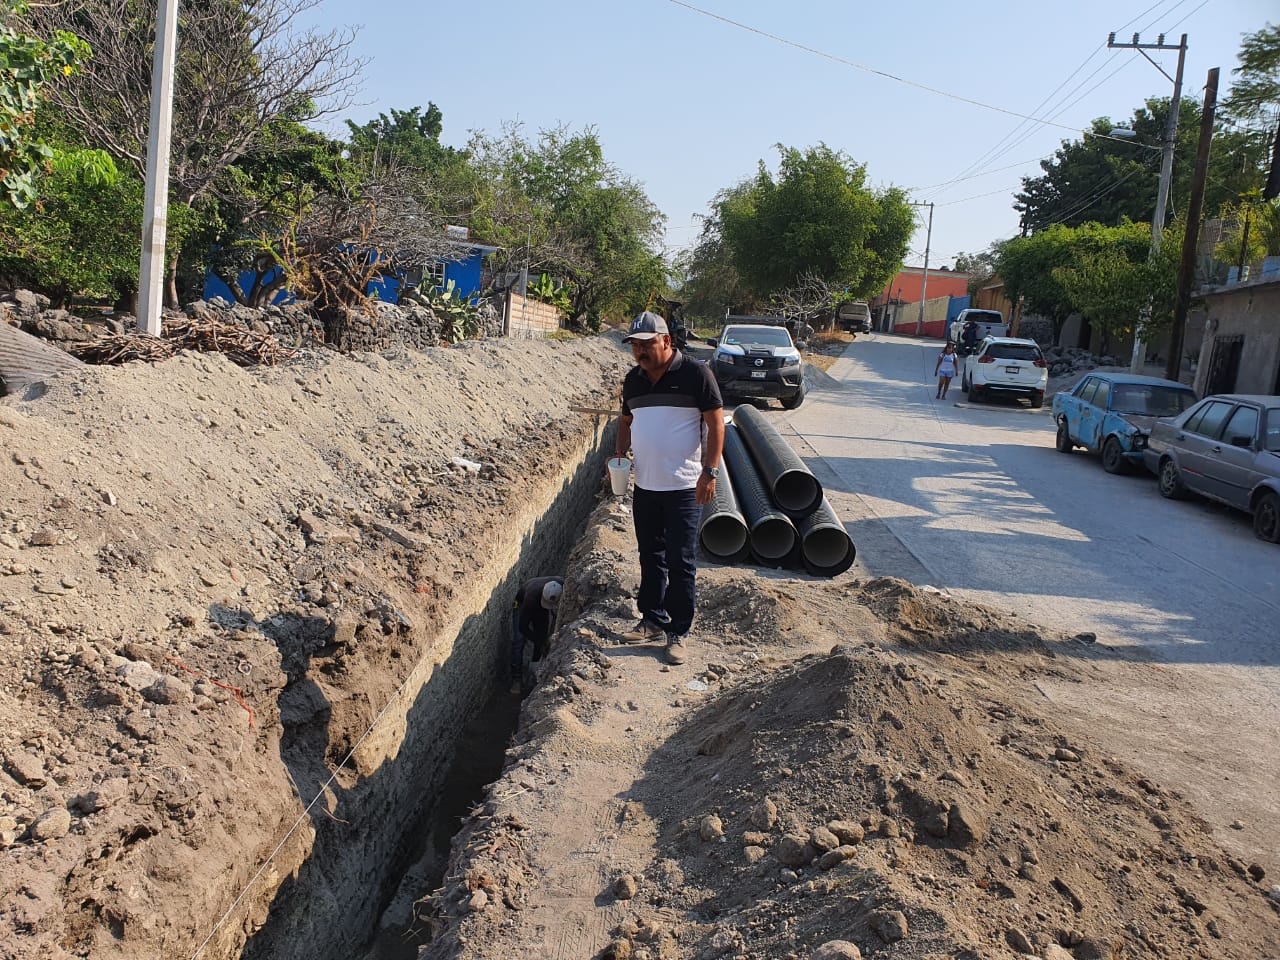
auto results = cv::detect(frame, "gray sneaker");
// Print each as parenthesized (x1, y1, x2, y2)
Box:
(621, 619, 665, 643)
(664, 635, 688, 665)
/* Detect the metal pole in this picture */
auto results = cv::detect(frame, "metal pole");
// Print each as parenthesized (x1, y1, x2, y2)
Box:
(1130, 33, 1186, 372)
(1165, 68, 1218, 384)
(911, 201, 934, 335)
(136, 0, 180, 336)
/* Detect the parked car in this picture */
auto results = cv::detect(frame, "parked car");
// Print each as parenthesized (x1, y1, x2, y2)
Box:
(1052, 373, 1198, 473)
(707, 323, 806, 409)
(836, 300, 872, 333)
(961, 337, 1048, 407)
(1143, 394, 1280, 543)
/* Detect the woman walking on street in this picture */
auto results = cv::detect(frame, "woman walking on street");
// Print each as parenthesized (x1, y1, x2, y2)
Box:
(934, 341, 959, 400)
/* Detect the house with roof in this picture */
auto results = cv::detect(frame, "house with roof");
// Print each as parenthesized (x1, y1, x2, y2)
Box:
(203, 230, 499, 307)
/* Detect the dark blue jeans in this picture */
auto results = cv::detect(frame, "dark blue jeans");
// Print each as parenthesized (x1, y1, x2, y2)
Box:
(632, 486, 701, 637)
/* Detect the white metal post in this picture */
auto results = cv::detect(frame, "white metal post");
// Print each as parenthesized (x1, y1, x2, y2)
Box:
(136, 0, 180, 336)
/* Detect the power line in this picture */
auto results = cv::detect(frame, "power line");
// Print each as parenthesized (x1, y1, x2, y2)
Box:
(664, 0, 1087, 132)
(932, 0, 1188, 196)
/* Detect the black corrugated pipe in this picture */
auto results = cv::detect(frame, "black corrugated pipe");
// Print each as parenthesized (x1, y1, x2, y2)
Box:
(722, 425, 797, 566)
(698, 451, 750, 563)
(797, 497, 856, 577)
(732, 404, 823, 518)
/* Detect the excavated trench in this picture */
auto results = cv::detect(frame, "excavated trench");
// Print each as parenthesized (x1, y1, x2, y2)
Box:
(239, 415, 615, 960)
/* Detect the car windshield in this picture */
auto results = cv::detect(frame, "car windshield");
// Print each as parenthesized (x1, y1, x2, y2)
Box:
(984, 343, 1041, 361)
(722, 327, 791, 348)
(1110, 384, 1197, 417)
(1266, 408, 1280, 453)
(967, 312, 1002, 323)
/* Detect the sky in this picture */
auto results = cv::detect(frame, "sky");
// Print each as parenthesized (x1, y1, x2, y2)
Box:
(302, 0, 1274, 271)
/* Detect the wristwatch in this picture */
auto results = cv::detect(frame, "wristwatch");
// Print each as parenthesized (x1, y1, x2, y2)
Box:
(702, 466, 720, 479)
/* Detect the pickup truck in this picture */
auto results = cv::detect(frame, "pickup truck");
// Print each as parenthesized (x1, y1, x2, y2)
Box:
(707, 322, 806, 409)
(949, 309, 1008, 355)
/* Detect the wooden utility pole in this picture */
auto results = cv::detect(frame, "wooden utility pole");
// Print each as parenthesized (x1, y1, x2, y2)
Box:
(136, 0, 179, 336)
(1165, 67, 1218, 384)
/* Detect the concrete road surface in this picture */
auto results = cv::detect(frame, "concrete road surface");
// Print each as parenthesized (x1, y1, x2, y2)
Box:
(779, 332, 1279, 867)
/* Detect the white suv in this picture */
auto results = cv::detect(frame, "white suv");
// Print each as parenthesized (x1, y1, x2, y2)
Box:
(962, 337, 1047, 408)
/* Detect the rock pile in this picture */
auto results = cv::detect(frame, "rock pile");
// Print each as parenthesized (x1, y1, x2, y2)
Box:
(0, 288, 507, 360)
(1041, 345, 1121, 379)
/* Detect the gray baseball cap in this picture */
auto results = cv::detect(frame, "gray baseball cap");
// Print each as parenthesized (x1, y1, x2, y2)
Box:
(622, 311, 669, 342)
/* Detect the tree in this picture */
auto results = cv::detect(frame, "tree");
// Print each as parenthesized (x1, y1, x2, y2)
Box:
(996, 221, 1159, 346)
(465, 124, 666, 328)
(1014, 102, 1199, 233)
(1052, 225, 1179, 354)
(0, 145, 142, 305)
(1223, 22, 1280, 129)
(954, 241, 1005, 297)
(672, 219, 759, 323)
(0, 0, 86, 207)
(23, 0, 364, 305)
(711, 144, 913, 301)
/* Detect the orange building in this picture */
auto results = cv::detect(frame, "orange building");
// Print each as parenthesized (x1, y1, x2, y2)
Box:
(871, 267, 971, 308)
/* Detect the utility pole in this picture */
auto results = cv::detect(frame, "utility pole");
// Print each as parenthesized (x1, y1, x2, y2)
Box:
(1107, 31, 1187, 372)
(136, 0, 180, 336)
(909, 201, 934, 336)
(1166, 68, 1218, 384)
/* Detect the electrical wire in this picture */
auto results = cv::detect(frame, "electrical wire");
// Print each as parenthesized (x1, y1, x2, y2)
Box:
(664, 0, 1089, 132)
(930, 0, 1188, 198)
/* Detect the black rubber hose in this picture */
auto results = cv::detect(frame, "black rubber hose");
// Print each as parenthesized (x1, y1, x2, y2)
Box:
(722, 425, 797, 565)
(732, 403, 823, 518)
(797, 497, 856, 577)
(698, 450, 750, 563)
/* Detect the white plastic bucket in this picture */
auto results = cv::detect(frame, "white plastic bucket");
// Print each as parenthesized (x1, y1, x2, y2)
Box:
(607, 457, 631, 496)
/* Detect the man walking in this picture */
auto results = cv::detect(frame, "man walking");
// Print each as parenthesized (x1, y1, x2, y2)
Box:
(510, 576, 562, 694)
(616, 311, 724, 665)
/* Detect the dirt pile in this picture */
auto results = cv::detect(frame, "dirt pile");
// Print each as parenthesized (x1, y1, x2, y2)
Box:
(0, 335, 627, 959)
(423, 494, 1279, 960)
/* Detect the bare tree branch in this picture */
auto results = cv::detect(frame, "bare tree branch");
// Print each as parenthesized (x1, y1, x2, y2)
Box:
(25, 0, 364, 203)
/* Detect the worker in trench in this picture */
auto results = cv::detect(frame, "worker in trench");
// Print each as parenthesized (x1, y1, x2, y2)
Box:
(509, 576, 563, 695)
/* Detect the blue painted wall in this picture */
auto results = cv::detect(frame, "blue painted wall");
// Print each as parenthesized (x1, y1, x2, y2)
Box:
(203, 248, 489, 305)
(947, 295, 970, 323)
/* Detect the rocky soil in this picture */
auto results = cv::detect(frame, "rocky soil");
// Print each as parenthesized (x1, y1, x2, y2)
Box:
(1, 318, 1276, 960)
(423, 509, 1280, 959)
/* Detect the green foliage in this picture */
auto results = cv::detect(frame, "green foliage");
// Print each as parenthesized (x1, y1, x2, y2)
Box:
(0, 1, 86, 208)
(0, 146, 142, 305)
(1051, 227, 1179, 350)
(1014, 104, 1199, 233)
(1214, 194, 1279, 265)
(997, 221, 1165, 344)
(1223, 22, 1280, 128)
(345, 104, 462, 175)
(527, 272, 571, 314)
(466, 124, 666, 329)
(427, 279, 481, 344)
(710, 144, 913, 301)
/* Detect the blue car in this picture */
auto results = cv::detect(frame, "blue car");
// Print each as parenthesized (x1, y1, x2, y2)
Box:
(1051, 373, 1198, 474)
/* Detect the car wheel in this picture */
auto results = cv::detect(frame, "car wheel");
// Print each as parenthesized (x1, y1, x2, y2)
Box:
(1253, 490, 1280, 543)
(1158, 458, 1188, 500)
(780, 389, 804, 410)
(1030, 391, 1045, 409)
(1102, 437, 1129, 475)
(1055, 418, 1074, 453)
(970, 384, 983, 402)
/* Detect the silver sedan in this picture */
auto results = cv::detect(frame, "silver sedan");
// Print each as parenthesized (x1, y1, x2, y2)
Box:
(1143, 394, 1280, 543)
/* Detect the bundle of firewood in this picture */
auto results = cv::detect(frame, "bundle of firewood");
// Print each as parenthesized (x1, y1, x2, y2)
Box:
(67, 317, 297, 367)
